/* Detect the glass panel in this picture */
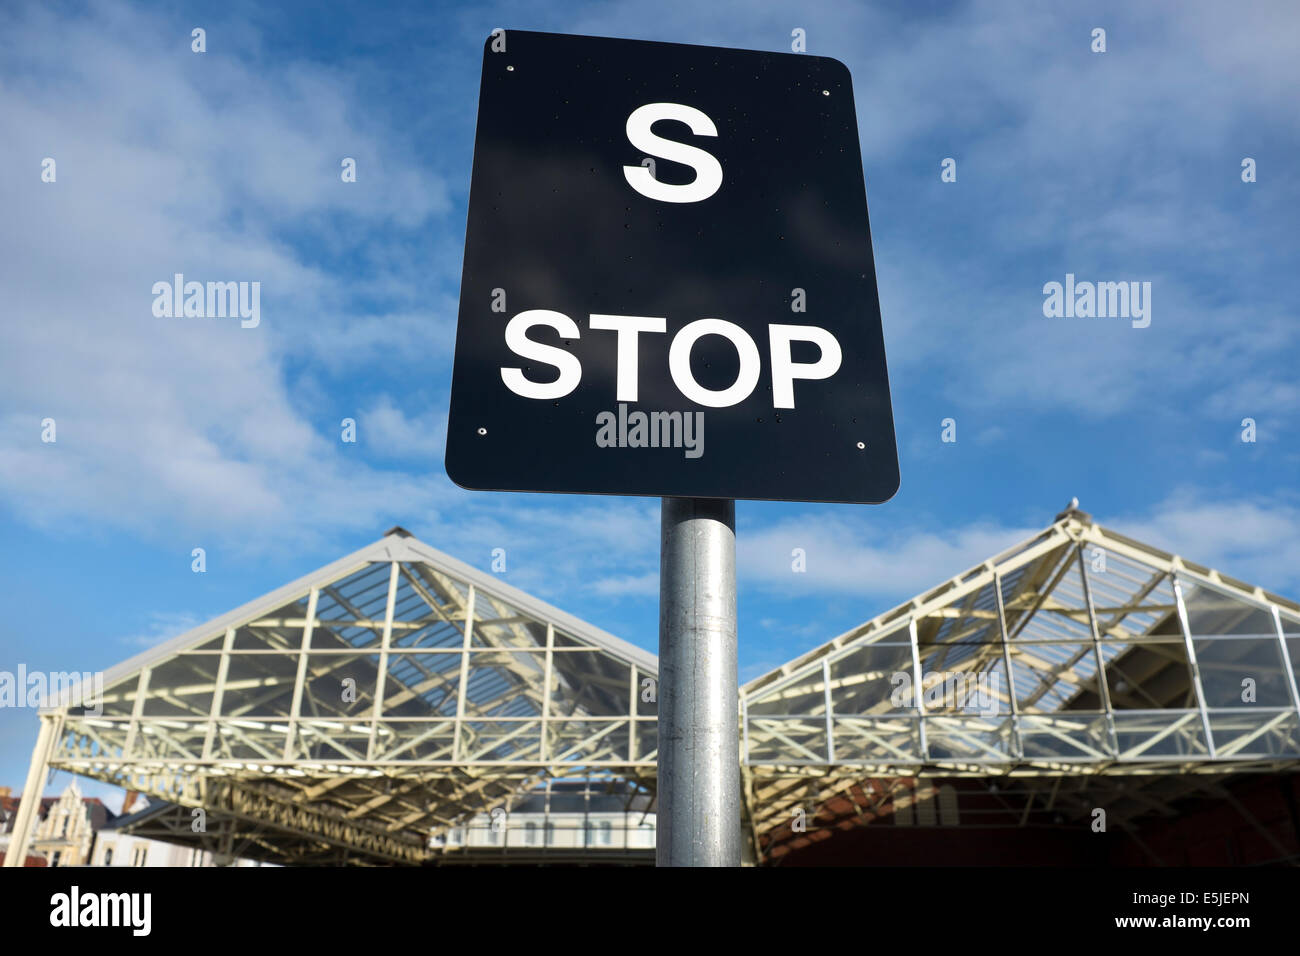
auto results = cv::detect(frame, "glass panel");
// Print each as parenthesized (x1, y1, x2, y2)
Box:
(402, 563, 469, 614)
(189, 633, 229, 652)
(1086, 563, 1176, 642)
(1193, 638, 1290, 707)
(512, 790, 548, 814)
(1010, 558, 1094, 645)
(470, 594, 547, 649)
(235, 593, 312, 650)
(1006, 643, 1098, 714)
(828, 643, 915, 716)
(312, 563, 394, 649)
(220, 653, 301, 716)
(916, 583, 1000, 646)
(289, 720, 371, 761)
(381, 652, 460, 717)
(744, 717, 826, 762)
(389, 618, 465, 650)
(1101, 640, 1197, 710)
(999, 547, 1070, 637)
(142, 654, 219, 716)
(546, 718, 630, 762)
(60, 721, 129, 760)
(461, 719, 543, 761)
(1182, 584, 1279, 636)
(133, 721, 209, 761)
(464, 650, 546, 718)
(210, 720, 291, 760)
(372, 719, 456, 761)
(914, 659, 1008, 717)
(1019, 713, 1110, 759)
(998, 563, 1030, 622)
(547, 786, 587, 813)
(829, 716, 922, 761)
(747, 671, 825, 717)
(1112, 710, 1208, 759)
(924, 715, 1013, 760)
(388, 563, 468, 649)
(548, 650, 632, 716)
(301, 652, 378, 717)
(1190, 587, 1279, 639)
(1207, 710, 1300, 758)
(94, 674, 142, 716)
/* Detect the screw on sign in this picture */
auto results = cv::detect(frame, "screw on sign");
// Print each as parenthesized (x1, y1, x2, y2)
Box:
(445, 31, 898, 868)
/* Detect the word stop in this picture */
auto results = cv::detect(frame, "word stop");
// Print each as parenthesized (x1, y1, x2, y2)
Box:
(499, 310, 843, 409)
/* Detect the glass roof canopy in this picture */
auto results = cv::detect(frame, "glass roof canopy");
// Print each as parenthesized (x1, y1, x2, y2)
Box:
(18, 507, 1300, 866)
(740, 505, 1300, 851)
(34, 528, 658, 864)
(743, 508, 1300, 771)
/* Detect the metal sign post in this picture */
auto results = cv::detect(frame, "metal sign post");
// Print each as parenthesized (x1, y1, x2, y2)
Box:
(657, 497, 740, 867)
(446, 30, 900, 868)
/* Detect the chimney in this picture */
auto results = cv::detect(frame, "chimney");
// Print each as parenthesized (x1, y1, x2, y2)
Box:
(0, 786, 11, 798)
(121, 790, 140, 814)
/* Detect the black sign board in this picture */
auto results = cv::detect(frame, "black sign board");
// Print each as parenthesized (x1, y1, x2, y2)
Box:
(446, 30, 898, 503)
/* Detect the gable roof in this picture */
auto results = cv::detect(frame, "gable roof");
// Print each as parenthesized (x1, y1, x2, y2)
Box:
(43, 527, 657, 864)
(739, 504, 1300, 855)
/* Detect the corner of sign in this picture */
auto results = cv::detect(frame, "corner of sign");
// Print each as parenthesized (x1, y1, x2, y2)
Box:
(878, 472, 901, 505)
(873, 448, 902, 505)
(814, 54, 855, 88)
(442, 438, 474, 492)
(443, 457, 478, 493)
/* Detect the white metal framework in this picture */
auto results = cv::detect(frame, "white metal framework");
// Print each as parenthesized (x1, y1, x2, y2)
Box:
(741, 506, 1300, 858)
(6, 528, 657, 865)
(7, 507, 1299, 865)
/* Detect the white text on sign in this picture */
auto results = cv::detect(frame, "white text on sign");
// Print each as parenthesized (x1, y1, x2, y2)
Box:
(500, 310, 843, 409)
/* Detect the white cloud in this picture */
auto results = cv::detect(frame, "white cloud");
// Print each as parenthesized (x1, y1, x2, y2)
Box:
(738, 514, 1040, 598)
(590, 572, 659, 598)
(0, 2, 453, 549)
(1, 0, 1295, 618)
(357, 396, 446, 461)
(1116, 492, 1300, 593)
(735, 493, 1300, 603)
(412, 496, 661, 603)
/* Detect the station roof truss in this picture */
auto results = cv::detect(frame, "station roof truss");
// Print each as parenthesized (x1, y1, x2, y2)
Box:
(741, 507, 1300, 858)
(37, 529, 657, 865)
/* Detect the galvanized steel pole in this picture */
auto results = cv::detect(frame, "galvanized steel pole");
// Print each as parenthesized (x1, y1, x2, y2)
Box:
(657, 497, 740, 866)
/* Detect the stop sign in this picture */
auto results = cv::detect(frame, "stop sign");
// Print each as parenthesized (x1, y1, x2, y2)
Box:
(446, 30, 899, 504)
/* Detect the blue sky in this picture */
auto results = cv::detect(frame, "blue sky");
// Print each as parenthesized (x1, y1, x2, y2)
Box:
(1, 0, 1297, 802)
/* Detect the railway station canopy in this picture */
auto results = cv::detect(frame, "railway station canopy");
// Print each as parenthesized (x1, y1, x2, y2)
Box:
(8, 505, 1300, 865)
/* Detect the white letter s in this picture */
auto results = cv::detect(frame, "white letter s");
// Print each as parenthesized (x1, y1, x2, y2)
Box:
(501, 310, 582, 399)
(622, 103, 723, 203)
